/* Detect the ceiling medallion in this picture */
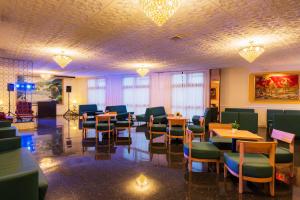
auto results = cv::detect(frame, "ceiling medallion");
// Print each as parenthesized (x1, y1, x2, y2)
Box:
(53, 53, 72, 68)
(239, 41, 265, 63)
(139, 0, 182, 26)
(136, 67, 149, 77)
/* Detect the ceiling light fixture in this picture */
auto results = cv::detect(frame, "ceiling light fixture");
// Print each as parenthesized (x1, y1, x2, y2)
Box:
(139, 0, 182, 26)
(239, 41, 265, 63)
(53, 52, 72, 68)
(136, 67, 149, 77)
(40, 74, 53, 80)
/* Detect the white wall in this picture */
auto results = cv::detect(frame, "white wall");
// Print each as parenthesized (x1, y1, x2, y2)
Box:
(220, 67, 300, 127)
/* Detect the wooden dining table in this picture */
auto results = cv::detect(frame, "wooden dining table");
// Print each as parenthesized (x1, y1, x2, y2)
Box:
(212, 128, 264, 152)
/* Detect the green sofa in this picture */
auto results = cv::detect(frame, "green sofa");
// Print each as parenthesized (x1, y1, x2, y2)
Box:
(0, 137, 48, 200)
(267, 109, 300, 134)
(105, 105, 133, 120)
(78, 104, 103, 116)
(221, 111, 258, 133)
(0, 121, 17, 139)
(136, 106, 167, 124)
(273, 114, 300, 138)
(224, 108, 255, 113)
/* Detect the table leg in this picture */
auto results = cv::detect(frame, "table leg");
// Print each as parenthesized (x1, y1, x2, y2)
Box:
(232, 138, 237, 152)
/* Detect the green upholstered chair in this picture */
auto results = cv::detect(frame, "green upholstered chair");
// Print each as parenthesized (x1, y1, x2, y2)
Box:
(225, 108, 255, 113)
(82, 113, 96, 139)
(271, 129, 295, 177)
(145, 106, 168, 124)
(188, 117, 205, 141)
(167, 117, 186, 144)
(105, 105, 132, 121)
(208, 123, 232, 151)
(192, 107, 218, 127)
(221, 112, 239, 124)
(266, 109, 284, 134)
(149, 115, 167, 141)
(115, 113, 134, 138)
(273, 114, 300, 138)
(0, 137, 48, 200)
(96, 115, 115, 141)
(224, 141, 276, 196)
(239, 112, 258, 133)
(284, 110, 300, 115)
(184, 130, 220, 173)
(78, 104, 103, 117)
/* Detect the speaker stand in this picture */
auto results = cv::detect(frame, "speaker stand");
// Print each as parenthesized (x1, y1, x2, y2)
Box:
(7, 90, 15, 116)
(63, 92, 77, 118)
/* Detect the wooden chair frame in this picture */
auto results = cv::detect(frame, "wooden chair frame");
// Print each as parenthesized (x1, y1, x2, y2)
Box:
(115, 113, 132, 140)
(82, 112, 95, 139)
(184, 130, 220, 174)
(149, 115, 167, 142)
(224, 141, 277, 196)
(208, 123, 232, 139)
(95, 115, 114, 141)
(167, 118, 187, 144)
(271, 129, 295, 177)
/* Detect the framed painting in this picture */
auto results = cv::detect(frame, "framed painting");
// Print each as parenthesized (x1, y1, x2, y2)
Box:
(249, 72, 300, 103)
(210, 88, 217, 100)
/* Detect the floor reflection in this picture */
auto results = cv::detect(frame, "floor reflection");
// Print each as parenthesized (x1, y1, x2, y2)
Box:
(17, 117, 300, 200)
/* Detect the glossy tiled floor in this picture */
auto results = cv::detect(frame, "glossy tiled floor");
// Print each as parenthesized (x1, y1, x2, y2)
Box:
(18, 117, 300, 200)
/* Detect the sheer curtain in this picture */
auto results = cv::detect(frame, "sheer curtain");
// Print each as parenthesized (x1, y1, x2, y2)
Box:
(122, 76, 150, 114)
(87, 78, 106, 110)
(171, 72, 205, 120)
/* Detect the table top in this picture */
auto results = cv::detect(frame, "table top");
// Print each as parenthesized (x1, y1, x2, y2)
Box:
(167, 116, 188, 120)
(212, 129, 263, 140)
(97, 113, 117, 117)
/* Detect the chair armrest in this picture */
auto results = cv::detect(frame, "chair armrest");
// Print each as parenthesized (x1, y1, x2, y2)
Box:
(0, 137, 21, 152)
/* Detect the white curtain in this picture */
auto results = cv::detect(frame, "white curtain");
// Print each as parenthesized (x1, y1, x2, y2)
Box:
(106, 75, 123, 106)
(122, 76, 150, 114)
(171, 72, 206, 120)
(87, 78, 106, 110)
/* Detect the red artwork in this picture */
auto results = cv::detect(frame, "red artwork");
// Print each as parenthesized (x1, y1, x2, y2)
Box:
(255, 74, 299, 100)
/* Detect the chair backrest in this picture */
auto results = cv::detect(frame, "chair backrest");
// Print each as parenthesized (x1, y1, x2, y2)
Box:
(271, 129, 295, 153)
(225, 108, 255, 113)
(78, 104, 98, 115)
(238, 141, 277, 167)
(271, 129, 295, 144)
(209, 123, 232, 138)
(96, 115, 111, 124)
(168, 118, 186, 127)
(221, 112, 239, 124)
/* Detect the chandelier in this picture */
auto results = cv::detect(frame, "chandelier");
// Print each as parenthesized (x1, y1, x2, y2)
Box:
(40, 74, 53, 80)
(136, 67, 149, 77)
(239, 42, 265, 63)
(53, 53, 72, 68)
(139, 0, 182, 26)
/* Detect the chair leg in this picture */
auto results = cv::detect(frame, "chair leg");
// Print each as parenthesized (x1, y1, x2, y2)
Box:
(224, 165, 228, 178)
(150, 131, 152, 140)
(290, 165, 294, 177)
(188, 159, 192, 172)
(216, 161, 220, 174)
(239, 177, 243, 194)
(270, 175, 275, 196)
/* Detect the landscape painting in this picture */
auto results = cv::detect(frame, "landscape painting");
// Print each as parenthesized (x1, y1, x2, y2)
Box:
(32, 78, 63, 104)
(254, 74, 299, 101)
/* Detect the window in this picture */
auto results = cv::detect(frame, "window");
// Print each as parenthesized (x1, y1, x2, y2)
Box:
(87, 78, 106, 110)
(122, 76, 150, 114)
(171, 72, 205, 119)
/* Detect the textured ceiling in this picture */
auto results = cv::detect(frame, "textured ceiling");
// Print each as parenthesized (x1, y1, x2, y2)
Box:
(0, 0, 300, 77)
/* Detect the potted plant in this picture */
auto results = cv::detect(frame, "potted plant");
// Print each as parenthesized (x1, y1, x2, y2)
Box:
(232, 121, 240, 133)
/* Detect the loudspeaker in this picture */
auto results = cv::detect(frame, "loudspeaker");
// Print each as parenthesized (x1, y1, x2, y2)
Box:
(7, 83, 14, 91)
(66, 86, 72, 93)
